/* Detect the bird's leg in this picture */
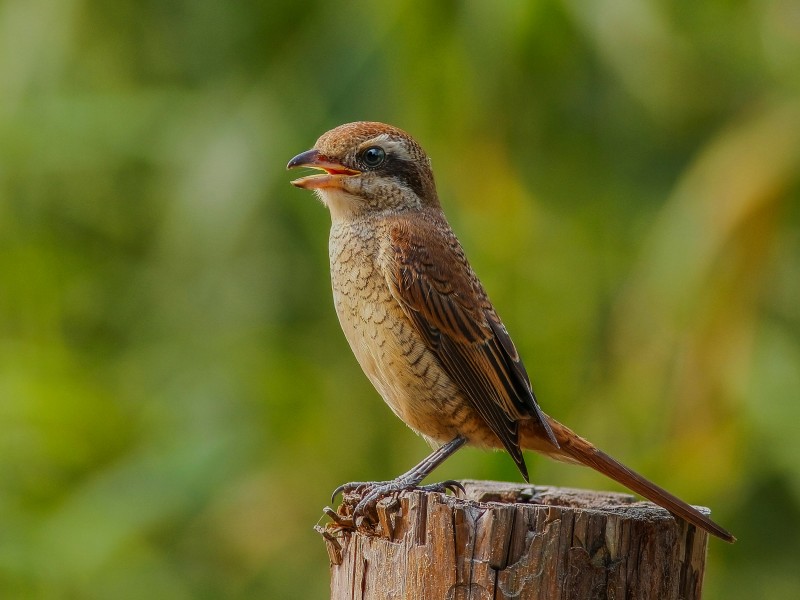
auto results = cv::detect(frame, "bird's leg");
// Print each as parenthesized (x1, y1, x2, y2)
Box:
(332, 436, 467, 520)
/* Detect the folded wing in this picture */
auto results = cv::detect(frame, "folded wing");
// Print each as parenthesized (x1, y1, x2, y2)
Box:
(383, 216, 558, 481)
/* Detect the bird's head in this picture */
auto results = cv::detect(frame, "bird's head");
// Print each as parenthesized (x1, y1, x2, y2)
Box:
(287, 122, 439, 221)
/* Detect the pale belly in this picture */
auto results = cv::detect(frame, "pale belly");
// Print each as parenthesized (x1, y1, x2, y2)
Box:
(332, 278, 460, 444)
(328, 224, 485, 446)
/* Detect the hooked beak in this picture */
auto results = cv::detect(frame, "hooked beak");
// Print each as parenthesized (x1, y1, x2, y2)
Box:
(286, 149, 360, 190)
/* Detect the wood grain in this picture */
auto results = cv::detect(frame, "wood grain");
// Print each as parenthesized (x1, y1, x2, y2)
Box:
(320, 481, 709, 600)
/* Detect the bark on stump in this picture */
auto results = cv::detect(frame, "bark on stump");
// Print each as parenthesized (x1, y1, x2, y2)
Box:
(319, 480, 709, 600)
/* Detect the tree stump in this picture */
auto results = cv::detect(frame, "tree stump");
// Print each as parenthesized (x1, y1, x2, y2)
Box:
(318, 480, 709, 600)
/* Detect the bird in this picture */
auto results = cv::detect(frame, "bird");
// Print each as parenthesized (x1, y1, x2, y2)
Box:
(287, 121, 735, 543)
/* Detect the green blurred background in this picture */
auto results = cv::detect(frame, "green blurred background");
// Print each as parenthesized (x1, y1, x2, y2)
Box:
(2, 0, 799, 597)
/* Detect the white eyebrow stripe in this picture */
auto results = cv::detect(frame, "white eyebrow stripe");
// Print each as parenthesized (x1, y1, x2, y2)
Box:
(363, 134, 413, 162)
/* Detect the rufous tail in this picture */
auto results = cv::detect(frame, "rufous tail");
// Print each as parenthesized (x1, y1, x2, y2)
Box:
(524, 416, 736, 543)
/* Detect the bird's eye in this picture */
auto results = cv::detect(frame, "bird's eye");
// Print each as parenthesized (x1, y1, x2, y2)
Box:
(361, 146, 386, 168)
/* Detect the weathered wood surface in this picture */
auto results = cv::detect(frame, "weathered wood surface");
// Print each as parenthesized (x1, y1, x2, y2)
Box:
(319, 480, 709, 600)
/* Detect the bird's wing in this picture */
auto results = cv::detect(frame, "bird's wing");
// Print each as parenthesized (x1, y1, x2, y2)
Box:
(383, 217, 558, 481)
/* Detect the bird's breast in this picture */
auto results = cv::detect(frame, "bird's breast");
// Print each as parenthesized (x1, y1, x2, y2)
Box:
(328, 221, 481, 445)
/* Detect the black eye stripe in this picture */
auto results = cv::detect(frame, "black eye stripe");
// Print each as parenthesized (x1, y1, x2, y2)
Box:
(389, 158, 426, 199)
(355, 145, 427, 199)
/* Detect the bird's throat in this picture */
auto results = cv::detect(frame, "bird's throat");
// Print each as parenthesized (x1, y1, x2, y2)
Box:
(317, 188, 363, 223)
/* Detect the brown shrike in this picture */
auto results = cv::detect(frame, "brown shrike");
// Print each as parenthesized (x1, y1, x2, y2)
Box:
(288, 121, 734, 542)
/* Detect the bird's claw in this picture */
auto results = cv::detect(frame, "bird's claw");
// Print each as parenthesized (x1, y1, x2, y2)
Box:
(351, 482, 406, 520)
(331, 478, 465, 523)
(419, 479, 465, 497)
(331, 481, 372, 504)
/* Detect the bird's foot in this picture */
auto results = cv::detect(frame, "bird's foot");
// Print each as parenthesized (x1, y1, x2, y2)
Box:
(331, 478, 464, 523)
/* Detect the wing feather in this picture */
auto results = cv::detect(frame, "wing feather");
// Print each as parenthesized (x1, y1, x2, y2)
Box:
(383, 216, 558, 481)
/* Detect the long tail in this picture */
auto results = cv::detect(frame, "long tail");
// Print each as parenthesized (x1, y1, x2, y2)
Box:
(523, 416, 736, 543)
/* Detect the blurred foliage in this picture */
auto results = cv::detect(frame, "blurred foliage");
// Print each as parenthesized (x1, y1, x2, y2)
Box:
(1, 0, 799, 598)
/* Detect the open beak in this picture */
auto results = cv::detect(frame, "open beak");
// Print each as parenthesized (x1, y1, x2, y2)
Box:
(286, 149, 360, 190)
